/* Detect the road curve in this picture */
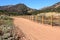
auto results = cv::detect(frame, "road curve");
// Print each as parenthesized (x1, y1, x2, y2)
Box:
(13, 17, 60, 40)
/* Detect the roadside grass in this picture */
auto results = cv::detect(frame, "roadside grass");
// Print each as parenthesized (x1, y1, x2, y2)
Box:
(0, 15, 26, 40)
(0, 15, 22, 40)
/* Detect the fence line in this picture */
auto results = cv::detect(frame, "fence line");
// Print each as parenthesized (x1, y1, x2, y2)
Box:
(20, 15, 60, 26)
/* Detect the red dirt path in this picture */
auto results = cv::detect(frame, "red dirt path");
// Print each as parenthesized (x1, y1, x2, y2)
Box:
(13, 17, 60, 40)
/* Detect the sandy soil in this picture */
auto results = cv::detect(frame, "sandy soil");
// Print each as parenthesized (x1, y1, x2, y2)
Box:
(13, 17, 60, 40)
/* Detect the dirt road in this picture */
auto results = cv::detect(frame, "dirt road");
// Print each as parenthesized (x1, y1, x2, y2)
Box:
(13, 17, 60, 40)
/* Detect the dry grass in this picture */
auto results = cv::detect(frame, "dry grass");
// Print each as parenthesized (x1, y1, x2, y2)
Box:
(0, 20, 5, 25)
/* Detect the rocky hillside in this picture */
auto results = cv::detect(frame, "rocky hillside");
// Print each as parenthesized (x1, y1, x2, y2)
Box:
(39, 2, 60, 13)
(0, 3, 36, 15)
(27, 2, 60, 15)
(0, 2, 60, 15)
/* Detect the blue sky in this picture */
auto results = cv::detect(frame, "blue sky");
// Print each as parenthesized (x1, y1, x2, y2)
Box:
(0, 0, 60, 9)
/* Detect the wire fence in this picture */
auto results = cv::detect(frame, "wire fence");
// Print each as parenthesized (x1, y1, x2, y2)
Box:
(20, 15, 60, 27)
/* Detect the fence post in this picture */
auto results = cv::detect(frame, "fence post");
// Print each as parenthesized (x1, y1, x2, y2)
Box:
(42, 16, 44, 24)
(31, 15, 32, 20)
(31, 16, 33, 21)
(30, 16, 31, 20)
(35, 16, 37, 22)
(28, 16, 29, 19)
(51, 15, 53, 27)
(34, 15, 35, 21)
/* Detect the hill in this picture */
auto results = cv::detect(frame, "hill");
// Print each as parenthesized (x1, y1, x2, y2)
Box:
(0, 3, 36, 15)
(39, 2, 60, 13)
(26, 2, 60, 15)
(0, 2, 60, 15)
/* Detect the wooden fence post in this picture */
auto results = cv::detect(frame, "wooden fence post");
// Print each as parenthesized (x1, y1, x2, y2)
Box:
(31, 16, 33, 21)
(35, 16, 37, 22)
(31, 15, 32, 20)
(51, 15, 53, 27)
(28, 16, 29, 19)
(34, 15, 35, 21)
(30, 16, 31, 20)
(42, 16, 44, 24)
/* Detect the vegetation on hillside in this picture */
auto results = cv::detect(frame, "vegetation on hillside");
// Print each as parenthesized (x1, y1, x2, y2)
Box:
(0, 2, 60, 15)
(0, 4, 36, 15)
(0, 15, 25, 40)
